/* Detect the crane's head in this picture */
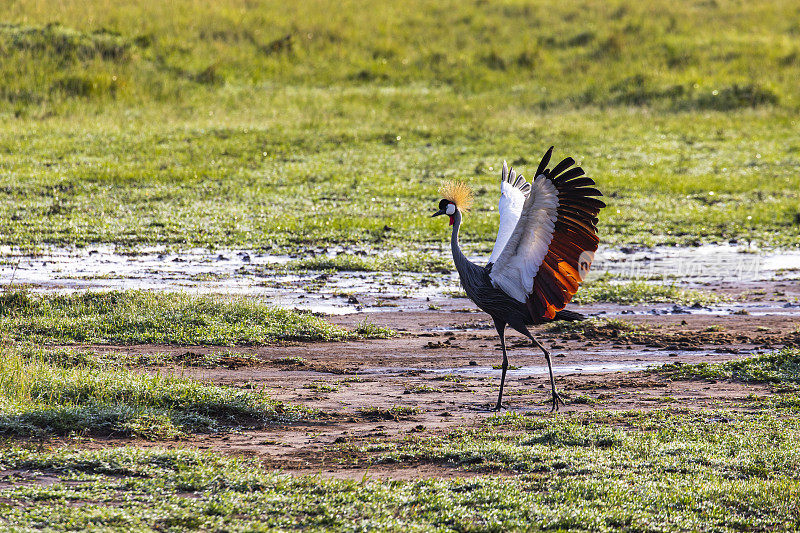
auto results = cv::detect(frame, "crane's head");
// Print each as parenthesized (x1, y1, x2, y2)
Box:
(431, 198, 457, 225)
(432, 180, 473, 226)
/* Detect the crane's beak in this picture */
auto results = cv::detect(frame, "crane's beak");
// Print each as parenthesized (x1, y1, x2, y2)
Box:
(431, 209, 445, 217)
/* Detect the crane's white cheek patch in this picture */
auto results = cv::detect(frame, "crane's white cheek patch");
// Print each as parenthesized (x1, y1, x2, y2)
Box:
(445, 203, 456, 215)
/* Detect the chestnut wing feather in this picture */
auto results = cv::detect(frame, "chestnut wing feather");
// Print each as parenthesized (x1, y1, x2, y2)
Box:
(488, 147, 605, 321)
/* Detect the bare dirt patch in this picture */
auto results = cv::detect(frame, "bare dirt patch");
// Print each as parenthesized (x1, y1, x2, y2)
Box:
(39, 291, 799, 479)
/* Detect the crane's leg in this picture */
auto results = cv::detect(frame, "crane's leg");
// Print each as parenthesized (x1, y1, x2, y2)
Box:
(525, 332, 565, 412)
(494, 322, 508, 411)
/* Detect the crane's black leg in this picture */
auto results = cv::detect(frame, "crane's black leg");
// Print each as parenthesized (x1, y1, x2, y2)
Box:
(537, 339, 565, 412)
(524, 331, 565, 412)
(494, 321, 508, 411)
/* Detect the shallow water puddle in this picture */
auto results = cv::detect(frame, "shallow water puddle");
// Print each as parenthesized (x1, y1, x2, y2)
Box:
(434, 362, 660, 376)
(362, 361, 666, 377)
(1, 244, 798, 315)
(359, 348, 749, 377)
(0, 245, 459, 314)
(591, 244, 800, 283)
(590, 302, 800, 317)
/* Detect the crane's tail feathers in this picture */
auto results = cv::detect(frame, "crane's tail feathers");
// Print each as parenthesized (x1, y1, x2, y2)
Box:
(553, 309, 585, 322)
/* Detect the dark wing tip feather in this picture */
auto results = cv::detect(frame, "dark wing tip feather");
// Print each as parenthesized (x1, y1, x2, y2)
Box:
(561, 177, 595, 189)
(535, 146, 554, 177)
(569, 187, 604, 197)
(553, 167, 586, 185)
(550, 157, 576, 178)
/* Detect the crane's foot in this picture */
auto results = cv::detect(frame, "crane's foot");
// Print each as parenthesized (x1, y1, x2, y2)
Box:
(550, 390, 566, 412)
(492, 401, 505, 412)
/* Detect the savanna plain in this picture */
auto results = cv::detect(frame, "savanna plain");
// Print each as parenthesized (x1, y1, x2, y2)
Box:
(1, 0, 800, 531)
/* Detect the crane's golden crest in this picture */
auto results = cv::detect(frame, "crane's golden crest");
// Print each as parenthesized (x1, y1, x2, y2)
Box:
(438, 180, 474, 212)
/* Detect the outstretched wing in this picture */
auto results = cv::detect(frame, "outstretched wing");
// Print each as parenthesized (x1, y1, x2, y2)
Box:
(489, 147, 605, 320)
(487, 161, 531, 265)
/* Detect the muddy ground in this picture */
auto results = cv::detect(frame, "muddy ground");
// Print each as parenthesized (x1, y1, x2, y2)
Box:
(51, 281, 800, 480)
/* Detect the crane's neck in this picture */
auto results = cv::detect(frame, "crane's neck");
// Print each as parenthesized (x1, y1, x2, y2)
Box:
(450, 210, 473, 278)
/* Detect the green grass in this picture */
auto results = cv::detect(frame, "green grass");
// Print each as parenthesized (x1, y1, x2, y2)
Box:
(302, 381, 339, 393)
(404, 384, 442, 394)
(0, 2, 798, 252)
(2, 1, 799, 109)
(573, 276, 724, 305)
(367, 409, 800, 476)
(2, 3, 799, 528)
(657, 348, 800, 390)
(352, 318, 397, 339)
(0, 290, 394, 345)
(281, 252, 452, 273)
(14, 345, 263, 370)
(3, 107, 798, 252)
(2, 409, 798, 531)
(357, 405, 422, 420)
(0, 346, 308, 439)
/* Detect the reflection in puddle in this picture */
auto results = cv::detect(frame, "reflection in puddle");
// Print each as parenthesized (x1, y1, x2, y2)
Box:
(359, 348, 749, 377)
(361, 362, 663, 376)
(433, 362, 660, 376)
(592, 244, 800, 283)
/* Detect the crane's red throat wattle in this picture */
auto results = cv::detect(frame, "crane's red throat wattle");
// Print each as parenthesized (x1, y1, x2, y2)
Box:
(449, 215, 455, 226)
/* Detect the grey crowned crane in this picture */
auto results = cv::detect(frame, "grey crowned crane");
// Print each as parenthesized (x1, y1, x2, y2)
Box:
(432, 147, 605, 411)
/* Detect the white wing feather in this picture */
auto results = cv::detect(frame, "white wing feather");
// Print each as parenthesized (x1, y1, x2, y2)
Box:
(489, 175, 560, 303)
(487, 161, 529, 265)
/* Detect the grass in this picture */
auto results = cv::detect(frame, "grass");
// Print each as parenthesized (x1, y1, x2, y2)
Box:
(357, 406, 422, 420)
(572, 276, 724, 305)
(3, 409, 795, 531)
(352, 318, 397, 339)
(12, 344, 264, 370)
(0, 290, 394, 344)
(0, 2, 798, 252)
(302, 381, 338, 393)
(657, 348, 800, 390)
(281, 252, 452, 273)
(0, 346, 308, 439)
(3, 107, 798, 252)
(442, 289, 469, 299)
(367, 408, 800, 475)
(404, 384, 442, 394)
(2, 1, 799, 106)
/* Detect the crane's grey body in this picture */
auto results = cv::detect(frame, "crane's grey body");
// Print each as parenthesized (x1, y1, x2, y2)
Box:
(446, 210, 566, 411)
(450, 211, 531, 332)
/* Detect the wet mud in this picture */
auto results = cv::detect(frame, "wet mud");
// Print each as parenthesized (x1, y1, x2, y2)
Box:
(52, 305, 799, 479)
